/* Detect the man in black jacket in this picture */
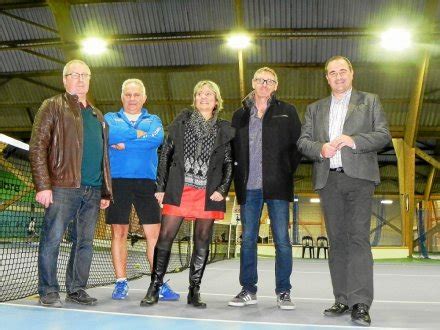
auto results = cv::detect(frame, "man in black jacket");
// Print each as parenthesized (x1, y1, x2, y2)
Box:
(228, 67, 302, 310)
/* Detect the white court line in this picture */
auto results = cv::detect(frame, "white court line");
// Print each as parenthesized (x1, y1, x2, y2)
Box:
(0, 302, 398, 329)
(94, 287, 440, 304)
(207, 268, 440, 278)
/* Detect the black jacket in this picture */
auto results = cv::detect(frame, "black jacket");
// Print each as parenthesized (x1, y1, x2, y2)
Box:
(231, 94, 302, 204)
(156, 109, 235, 212)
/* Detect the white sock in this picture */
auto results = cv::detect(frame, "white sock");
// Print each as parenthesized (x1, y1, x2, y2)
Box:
(116, 278, 127, 283)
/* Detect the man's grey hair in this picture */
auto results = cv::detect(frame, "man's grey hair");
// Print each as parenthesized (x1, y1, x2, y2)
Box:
(63, 60, 91, 76)
(121, 79, 146, 97)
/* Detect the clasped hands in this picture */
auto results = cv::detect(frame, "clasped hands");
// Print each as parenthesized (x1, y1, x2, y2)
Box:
(321, 135, 355, 158)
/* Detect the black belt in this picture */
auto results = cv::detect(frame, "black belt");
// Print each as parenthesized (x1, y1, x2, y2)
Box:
(329, 167, 344, 173)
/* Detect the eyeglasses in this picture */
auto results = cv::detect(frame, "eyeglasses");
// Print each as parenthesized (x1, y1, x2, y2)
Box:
(253, 78, 277, 86)
(327, 70, 349, 79)
(65, 72, 91, 80)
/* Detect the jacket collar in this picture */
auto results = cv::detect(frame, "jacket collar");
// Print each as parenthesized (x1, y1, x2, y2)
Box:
(241, 91, 279, 111)
(117, 107, 149, 118)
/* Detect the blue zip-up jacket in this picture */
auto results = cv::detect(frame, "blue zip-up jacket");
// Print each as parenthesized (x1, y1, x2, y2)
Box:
(104, 108, 164, 179)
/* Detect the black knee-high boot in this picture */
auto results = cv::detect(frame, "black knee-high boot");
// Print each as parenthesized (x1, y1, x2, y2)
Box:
(187, 248, 209, 308)
(140, 247, 171, 306)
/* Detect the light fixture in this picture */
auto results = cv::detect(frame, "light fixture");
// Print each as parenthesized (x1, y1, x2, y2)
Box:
(81, 37, 108, 55)
(227, 33, 251, 50)
(380, 28, 412, 51)
(310, 198, 320, 203)
(294, 198, 299, 202)
(381, 200, 393, 205)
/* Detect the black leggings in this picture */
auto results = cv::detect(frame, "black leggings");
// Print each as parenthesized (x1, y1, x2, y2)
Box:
(156, 215, 214, 251)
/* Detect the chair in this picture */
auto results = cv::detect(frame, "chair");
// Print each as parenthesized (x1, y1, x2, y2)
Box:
(316, 236, 329, 259)
(301, 235, 315, 258)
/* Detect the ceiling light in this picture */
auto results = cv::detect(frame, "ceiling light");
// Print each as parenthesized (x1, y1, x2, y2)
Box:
(227, 33, 251, 50)
(310, 198, 320, 203)
(81, 37, 108, 55)
(380, 28, 412, 51)
(381, 200, 393, 205)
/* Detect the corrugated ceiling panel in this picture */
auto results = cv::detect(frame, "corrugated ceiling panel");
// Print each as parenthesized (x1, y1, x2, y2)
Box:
(1, 8, 58, 41)
(8, 7, 57, 30)
(0, 78, 58, 104)
(0, 50, 63, 72)
(82, 41, 236, 68)
(0, 107, 31, 128)
(91, 72, 169, 102)
(244, 0, 426, 29)
(168, 70, 239, 100)
(420, 103, 440, 127)
(246, 38, 420, 64)
(32, 47, 66, 63)
(71, 0, 234, 35)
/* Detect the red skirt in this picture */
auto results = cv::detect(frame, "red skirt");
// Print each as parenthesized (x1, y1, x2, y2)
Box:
(162, 186, 224, 220)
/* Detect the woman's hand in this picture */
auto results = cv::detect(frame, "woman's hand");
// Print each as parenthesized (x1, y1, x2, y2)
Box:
(155, 192, 165, 205)
(209, 191, 224, 202)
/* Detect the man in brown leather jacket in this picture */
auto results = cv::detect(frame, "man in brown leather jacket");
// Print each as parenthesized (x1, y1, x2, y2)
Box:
(29, 59, 112, 308)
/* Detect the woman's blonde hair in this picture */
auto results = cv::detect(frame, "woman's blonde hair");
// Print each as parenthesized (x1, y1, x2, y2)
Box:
(191, 80, 223, 112)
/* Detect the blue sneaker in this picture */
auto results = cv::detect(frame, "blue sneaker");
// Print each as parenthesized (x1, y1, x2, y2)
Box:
(159, 280, 180, 301)
(112, 280, 128, 300)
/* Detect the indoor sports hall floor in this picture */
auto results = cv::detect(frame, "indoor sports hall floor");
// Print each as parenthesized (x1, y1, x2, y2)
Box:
(2, 258, 440, 329)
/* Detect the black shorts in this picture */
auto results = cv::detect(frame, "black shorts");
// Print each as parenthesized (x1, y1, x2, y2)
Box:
(106, 178, 161, 225)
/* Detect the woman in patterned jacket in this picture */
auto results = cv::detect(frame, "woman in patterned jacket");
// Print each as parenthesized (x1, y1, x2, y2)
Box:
(140, 80, 234, 308)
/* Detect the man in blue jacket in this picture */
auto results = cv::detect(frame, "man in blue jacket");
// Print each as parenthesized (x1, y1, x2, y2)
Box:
(105, 79, 178, 301)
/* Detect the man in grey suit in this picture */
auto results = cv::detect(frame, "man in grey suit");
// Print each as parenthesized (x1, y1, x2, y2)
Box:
(297, 56, 391, 327)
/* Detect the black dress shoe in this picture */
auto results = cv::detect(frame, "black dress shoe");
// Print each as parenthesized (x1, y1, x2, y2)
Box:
(323, 302, 350, 316)
(351, 303, 371, 326)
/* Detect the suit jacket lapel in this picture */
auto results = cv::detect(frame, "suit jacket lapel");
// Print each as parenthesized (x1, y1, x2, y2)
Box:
(345, 89, 360, 124)
(319, 96, 331, 141)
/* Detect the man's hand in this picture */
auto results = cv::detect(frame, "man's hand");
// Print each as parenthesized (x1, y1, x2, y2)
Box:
(137, 130, 146, 138)
(330, 135, 355, 150)
(36, 190, 53, 208)
(155, 192, 165, 206)
(210, 191, 224, 202)
(100, 199, 110, 209)
(111, 143, 125, 150)
(321, 143, 338, 158)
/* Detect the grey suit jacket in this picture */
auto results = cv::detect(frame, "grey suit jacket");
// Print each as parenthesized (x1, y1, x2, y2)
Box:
(297, 89, 391, 190)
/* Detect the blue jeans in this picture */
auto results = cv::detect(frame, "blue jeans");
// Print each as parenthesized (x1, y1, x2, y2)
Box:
(38, 186, 101, 296)
(239, 189, 292, 294)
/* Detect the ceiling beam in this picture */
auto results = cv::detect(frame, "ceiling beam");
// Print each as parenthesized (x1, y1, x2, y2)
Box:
(21, 49, 65, 65)
(0, 1, 46, 10)
(1, 27, 439, 51)
(47, 0, 97, 104)
(0, 62, 428, 78)
(46, 0, 79, 60)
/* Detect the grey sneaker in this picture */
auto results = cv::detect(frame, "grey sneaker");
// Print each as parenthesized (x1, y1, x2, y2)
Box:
(277, 291, 296, 310)
(228, 289, 257, 307)
(39, 292, 63, 308)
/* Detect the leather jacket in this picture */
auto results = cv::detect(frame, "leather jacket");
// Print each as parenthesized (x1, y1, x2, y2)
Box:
(29, 93, 112, 200)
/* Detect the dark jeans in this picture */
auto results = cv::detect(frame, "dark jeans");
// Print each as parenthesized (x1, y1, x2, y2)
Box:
(319, 172, 375, 307)
(38, 186, 101, 296)
(239, 189, 292, 294)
